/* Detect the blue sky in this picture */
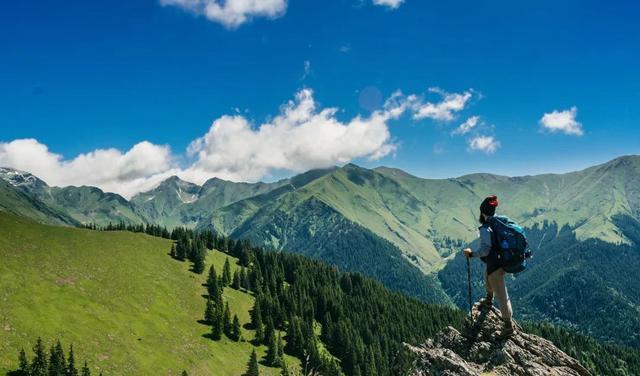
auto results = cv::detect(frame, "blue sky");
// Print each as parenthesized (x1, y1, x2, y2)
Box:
(0, 0, 638, 196)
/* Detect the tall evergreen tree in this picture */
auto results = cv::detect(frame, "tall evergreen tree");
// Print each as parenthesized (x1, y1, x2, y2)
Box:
(231, 315, 241, 342)
(232, 270, 241, 290)
(211, 308, 223, 341)
(277, 333, 284, 361)
(81, 361, 91, 376)
(204, 298, 216, 324)
(31, 337, 48, 376)
(48, 340, 67, 376)
(240, 267, 250, 291)
(18, 348, 29, 376)
(68, 344, 78, 376)
(175, 237, 188, 261)
(279, 360, 290, 376)
(251, 300, 264, 344)
(192, 242, 206, 274)
(222, 302, 232, 337)
(222, 258, 232, 286)
(243, 350, 260, 376)
(207, 265, 222, 305)
(265, 331, 282, 367)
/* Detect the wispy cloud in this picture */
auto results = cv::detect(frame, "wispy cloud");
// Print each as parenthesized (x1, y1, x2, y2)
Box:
(373, 0, 405, 9)
(339, 44, 352, 53)
(412, 88, 475, 122)
(452, 116, 480, 135)
(468, 136, 500, 154)
(539, 106, 583, 136)
(301, 60, 312, 80)
(159, 0, 287, 29)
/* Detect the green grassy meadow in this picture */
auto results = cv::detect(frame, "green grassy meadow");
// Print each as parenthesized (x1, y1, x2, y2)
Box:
(0, 212, 298, 375)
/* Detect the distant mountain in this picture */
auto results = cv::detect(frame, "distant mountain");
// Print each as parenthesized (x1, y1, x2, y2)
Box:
(0, 167, 146, 226)
(129, 169, 337, 228)
(196, 156, 640, 274)
(0, 177, 78, 226)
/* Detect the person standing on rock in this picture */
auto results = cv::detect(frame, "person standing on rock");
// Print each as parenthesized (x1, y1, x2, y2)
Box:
(463, 195, 515, 339)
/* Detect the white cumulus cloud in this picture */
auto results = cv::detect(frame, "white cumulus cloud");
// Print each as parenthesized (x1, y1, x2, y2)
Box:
(452, 116, 480, 135)
(181, 88, 402, 183)
(412, 88, 474, 122)
(160, 0, 287, 29)
(468, 136, 500, 154)
(0, 139, 177, 199)
(0, 88, 408, 198)
(373, 0, 405, 9)
(539, 107, 583, 136)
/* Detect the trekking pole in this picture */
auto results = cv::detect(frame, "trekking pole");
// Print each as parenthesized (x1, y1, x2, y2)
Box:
(466, 256, 472, 316)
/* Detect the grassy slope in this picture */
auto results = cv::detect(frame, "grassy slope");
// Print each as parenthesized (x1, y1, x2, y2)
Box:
(0, 212, 297, 375)
(48, 186, 147, 226)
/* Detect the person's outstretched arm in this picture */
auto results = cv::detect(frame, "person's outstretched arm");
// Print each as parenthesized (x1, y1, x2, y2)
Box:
(464, 227, 492, 258)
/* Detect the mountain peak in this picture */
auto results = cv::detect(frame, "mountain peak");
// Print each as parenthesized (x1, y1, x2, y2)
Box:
(156, 175, 199, 190)
(407, 305, 591, 376)
(0, 167, 50, 197)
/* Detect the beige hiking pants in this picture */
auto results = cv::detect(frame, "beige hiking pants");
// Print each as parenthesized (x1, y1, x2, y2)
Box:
(485, 268, 513, 323)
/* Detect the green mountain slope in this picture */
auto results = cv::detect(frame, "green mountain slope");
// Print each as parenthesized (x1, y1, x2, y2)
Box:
(232, 196, 451, 303)
(0, 179, 78, 226)
(0, 212, 298, 375)
(132, 168, 337, 229)
(0, 167, 147, 226)
(200, 156, 640, 276)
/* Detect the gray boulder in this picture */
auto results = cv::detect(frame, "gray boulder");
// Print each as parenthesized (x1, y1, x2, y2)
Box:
(407, 304, 591, 376)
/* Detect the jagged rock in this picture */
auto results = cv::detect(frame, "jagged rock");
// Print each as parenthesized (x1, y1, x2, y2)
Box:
(407, 304, 591, 376)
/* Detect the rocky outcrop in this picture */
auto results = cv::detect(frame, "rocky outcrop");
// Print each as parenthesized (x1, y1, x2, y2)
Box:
(407, 305, 591, 376)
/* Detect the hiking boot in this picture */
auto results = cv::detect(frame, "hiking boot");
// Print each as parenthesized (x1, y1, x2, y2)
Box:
(478, 295, 493, 310)
(496, 320, 515, 339)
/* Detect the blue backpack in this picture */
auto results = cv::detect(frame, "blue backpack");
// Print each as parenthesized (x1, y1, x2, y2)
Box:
(488, 216, 531, 273)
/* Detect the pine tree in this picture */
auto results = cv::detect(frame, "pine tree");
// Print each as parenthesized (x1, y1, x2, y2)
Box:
(175, 237, 188, 261)
(279, 359, 290, 376)
(251, 300, 264, 343)
(243, 350, 260, 376)
(204, 298, 216, 324)
(232, 270, 241, 290)
(223, 302, 232, 337)
(265, 331, 282, 367)
(68, 344, 78, 376)
(207, 266, 222, 305)
(211, 308, 223, 341)
(263, 317, 275, 347)
(231, 315, 241, 342)
(48, 340, 67, 376)
(193, 245, 206, 274)
(240, 267, 250, 291)
(81, 361, 91, 376)
(31, 337, 48, 376)
(277, 333, 284, 361)
(18, 348, 29, 376)
(222, 258, 232, 286)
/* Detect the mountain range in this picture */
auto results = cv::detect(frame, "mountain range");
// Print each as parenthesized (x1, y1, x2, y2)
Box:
(2, 156, 640, 346)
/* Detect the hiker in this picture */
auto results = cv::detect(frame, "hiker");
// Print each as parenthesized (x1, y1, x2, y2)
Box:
(463, 195, 515, 338)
